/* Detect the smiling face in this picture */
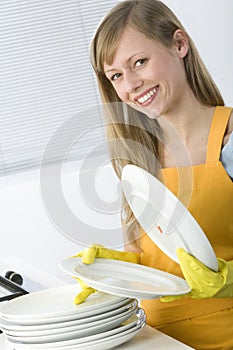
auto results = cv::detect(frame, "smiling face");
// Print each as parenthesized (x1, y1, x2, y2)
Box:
(104, 26, 189, 119)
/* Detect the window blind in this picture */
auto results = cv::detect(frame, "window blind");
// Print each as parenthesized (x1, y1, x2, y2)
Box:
(0, 0, 120, 176)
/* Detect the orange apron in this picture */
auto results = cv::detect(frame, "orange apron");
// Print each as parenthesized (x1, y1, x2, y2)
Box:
(139, 106, 233, 350)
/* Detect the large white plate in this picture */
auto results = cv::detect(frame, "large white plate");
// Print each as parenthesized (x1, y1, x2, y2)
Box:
(6, 309, 146, 349)
(3, 303, 138, 339)
(0, 299, 137, 332)
(6, 325, 144, 350)
(0, 284, 128, 321)
(0, 296, 130, 326)
(121, 164, 218, 271)
(0, 297, 130, 326)
(60, 257, 190, 299)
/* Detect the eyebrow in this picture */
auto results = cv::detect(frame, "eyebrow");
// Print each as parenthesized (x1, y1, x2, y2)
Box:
(105, 52, 146, 74)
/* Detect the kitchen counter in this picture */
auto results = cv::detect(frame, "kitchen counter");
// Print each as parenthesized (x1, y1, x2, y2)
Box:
(0, 326, 194, 349)
(117, 325, 194, 349)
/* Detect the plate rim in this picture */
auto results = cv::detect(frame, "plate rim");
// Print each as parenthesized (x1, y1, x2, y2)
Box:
(60, 257, 191, 299)
(0, 284, 128, 320)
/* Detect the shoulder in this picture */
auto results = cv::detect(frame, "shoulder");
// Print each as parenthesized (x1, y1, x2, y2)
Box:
(223, 108, 233, 146)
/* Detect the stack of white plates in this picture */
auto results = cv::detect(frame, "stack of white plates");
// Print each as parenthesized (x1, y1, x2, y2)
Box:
(0, 284, 145, 350)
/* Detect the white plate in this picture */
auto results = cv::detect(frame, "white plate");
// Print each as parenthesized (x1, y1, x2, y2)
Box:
(6, 325, 144, 350)
(121, 164, 218, 271)
(7, 326, 143, 350)
(3, 303, 138, 339)
(0, 292, 129, 327)
(0, 296, 130, 326)
(60, 257, 190, 299)
(0, 284, 128, 321)
(6, 309, 146, 349)
(0, 299, 137, 332)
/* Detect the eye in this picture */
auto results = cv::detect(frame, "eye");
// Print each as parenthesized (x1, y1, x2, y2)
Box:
(110, 73, 121, 81)
(135, 58, 147, 67)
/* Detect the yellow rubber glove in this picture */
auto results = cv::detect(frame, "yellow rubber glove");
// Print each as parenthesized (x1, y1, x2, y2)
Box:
(161, 248, 233, 302)
(74, 278, 96, 304)
(72, 244, 140, 304)
(72, 244, 140, 264)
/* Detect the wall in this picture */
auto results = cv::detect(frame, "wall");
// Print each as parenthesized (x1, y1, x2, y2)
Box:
(163, 0, 233, 105)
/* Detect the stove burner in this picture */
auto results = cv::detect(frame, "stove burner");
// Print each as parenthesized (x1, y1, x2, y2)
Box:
(4, 271, 23, 286)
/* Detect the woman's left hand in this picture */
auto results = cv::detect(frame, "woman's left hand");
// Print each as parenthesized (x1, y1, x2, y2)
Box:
(161, 248, 233, 302)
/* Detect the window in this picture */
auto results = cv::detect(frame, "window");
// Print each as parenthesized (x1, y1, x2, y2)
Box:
(0, 0, 120, 176)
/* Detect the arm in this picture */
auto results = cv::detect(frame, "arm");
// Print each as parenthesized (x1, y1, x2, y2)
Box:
(220, 111, 233, 178)
(223, 110, 233, 145)
(221, 137, 233, 179)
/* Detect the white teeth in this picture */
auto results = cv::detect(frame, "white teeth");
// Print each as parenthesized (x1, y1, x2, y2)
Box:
(137, 88, 157, 104)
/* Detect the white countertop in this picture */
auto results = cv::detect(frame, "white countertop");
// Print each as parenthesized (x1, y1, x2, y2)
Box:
(0, 325, 194, 350)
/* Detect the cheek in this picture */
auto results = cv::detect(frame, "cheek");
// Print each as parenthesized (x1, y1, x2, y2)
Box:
(113, 85, 127, 101)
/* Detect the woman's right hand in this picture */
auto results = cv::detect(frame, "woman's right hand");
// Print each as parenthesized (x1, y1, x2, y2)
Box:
(71, 244, 140, 304)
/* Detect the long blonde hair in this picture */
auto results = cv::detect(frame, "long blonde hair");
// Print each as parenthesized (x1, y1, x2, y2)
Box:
(90, 0, 224, 245)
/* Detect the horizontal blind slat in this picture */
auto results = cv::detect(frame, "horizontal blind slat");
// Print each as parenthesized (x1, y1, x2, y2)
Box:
(0, 0, 119, 176)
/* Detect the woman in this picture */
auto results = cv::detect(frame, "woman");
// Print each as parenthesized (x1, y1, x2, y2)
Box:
(74, 1, 233, 349)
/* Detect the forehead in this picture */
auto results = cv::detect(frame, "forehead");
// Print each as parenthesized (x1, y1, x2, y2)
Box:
(104, 26, 157, 71)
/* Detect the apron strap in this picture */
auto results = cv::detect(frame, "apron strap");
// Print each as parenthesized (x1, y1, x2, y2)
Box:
(206, 106, 232, 164)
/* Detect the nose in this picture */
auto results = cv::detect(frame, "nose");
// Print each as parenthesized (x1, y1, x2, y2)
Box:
(124, 71, 143, 93)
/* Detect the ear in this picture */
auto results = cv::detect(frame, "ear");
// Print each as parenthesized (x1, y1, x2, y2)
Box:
(173, 29, 189, 58)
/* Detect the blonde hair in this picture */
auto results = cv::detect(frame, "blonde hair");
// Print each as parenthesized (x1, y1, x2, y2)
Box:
(90, 0, 224, 245)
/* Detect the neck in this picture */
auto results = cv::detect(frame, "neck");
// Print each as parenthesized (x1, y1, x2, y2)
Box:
(158, 97, 215, 145)
(157, 97, 216, 168)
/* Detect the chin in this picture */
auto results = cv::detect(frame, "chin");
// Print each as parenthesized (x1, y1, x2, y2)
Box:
(127, 102, 162, 120)
(145, 111, 161, 119)
(140, 106, 161, 120)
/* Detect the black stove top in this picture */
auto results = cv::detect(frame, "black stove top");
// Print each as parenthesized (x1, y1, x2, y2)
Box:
(0, 274, 29, 302)
(0, 272, 29, 333)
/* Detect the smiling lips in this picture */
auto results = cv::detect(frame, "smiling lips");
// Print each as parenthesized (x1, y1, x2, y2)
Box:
(135, 86, 158, 106)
